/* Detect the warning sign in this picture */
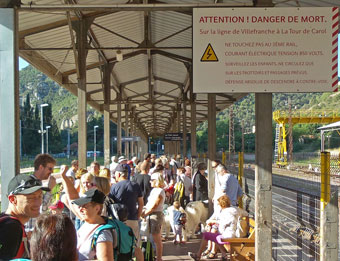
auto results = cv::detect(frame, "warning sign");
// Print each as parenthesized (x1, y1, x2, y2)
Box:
(193, 7, 338, 93)
(200, 43, 218, 62)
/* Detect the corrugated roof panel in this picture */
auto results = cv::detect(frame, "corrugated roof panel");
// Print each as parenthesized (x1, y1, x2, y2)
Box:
(154, 81, 181, 98)
(274, 0, 340, 6)
(86, 68, 102, 83)
(153, 54, 187, 83)
(124, 80, 149, 96)
(25, 25, 71, 48)
(113, 54, 148, 83)
(151, 11, 192, 44)
(93, 11, 144, 47)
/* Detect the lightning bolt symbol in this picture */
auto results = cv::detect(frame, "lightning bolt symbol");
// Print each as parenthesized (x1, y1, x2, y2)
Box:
(207, 49, 212, 59)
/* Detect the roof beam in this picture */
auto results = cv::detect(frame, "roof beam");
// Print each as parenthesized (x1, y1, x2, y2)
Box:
(151, 49, 191, 63)
(19, 3, 253, 12)
(19, 11, 112, 38)
(121, 76, 148, 86)
(154, 76, 182, 86)
(63, 50, 145, 76)
(92, 22, 140, 45)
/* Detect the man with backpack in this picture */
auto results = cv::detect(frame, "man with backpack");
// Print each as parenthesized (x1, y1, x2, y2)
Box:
(109, 164, 144, 261)
(0, 174, 50, 260)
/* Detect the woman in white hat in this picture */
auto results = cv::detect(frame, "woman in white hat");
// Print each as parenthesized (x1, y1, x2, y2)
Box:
(188, 194, 248, 261)
(141, 172, 165, 261)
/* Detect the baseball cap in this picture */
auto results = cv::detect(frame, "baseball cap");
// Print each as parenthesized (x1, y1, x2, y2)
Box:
(72, 189, 105, 207)
(127, 160, 133, 166)
(118, 156, 127, 163)
(115, 163, 129, 173)
(8, 174, 50, 196)
(49, 200, 64, 210)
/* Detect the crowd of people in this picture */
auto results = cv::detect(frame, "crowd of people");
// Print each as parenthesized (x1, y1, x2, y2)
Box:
(0, 152, 249, 261)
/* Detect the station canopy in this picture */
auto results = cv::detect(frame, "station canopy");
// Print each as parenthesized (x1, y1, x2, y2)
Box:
(16, 0, 339, 137)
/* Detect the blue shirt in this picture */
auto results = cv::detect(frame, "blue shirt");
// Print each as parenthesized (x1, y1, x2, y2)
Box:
(221, 174, 243, 206)
(173, 210, 183, 225)
(109, 180, 142, 220)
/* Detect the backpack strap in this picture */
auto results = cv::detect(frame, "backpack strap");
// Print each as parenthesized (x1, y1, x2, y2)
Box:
(79, 224, 101, 251)
(91, 223, 115, 250)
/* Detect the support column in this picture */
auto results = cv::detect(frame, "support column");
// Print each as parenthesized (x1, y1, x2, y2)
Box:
(130, 112, 134, 157)
(207, 94, 216, 215)
(320, 152, 338, 261)
(0, 8, 19, 211)
(73, 19, 91, 168)
(125, 104, 129, 158)
(117, 101, 122, 155)
(183, 100, 187, 158)
(177, 105, 181, 156)
(171, 119, 176, 156)
(255, 93, 272, 260)
(103, 63, 113, 168)
(190, 102, 197, 157)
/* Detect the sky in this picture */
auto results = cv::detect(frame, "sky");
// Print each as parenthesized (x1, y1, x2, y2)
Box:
(19, 35, 340, 75)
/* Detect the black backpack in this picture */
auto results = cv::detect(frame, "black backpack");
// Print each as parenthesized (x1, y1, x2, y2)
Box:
(105, 197, 129, 222)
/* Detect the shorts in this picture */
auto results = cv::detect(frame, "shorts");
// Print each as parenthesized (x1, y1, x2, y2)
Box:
(125, 220, 141, 247)
(174, 224, 183, 236)
(149, 212, 164, 234)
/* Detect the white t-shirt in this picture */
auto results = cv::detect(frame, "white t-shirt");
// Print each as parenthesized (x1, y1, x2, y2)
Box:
(77, 222, 115, 261)
(218, 206, 248, 239)
(145, 187, 165, 212)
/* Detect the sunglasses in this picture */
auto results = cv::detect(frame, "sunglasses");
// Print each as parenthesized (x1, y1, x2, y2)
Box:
(11, 179, 42, 195)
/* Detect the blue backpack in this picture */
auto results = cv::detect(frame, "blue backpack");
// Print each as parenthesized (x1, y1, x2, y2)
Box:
(91, 218, 136, 261)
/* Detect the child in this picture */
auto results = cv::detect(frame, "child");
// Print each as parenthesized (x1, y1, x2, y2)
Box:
(172, 201, 187, 245)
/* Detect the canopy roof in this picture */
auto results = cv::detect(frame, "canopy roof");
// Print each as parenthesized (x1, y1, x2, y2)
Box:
(318, 121, 340, 131)
(15, 0, 340, 137)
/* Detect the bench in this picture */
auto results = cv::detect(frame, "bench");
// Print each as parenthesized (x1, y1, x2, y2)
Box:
(217, 217, 255, 261)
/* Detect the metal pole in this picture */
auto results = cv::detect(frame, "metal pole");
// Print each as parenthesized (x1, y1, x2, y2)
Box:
(40, 103, 48, 154)
(19, 119, 22, 159)
(46, 126, 50, 154)
(67, 128, 70, 159)
(41, 106, 44, 153)
(94, 125, 98, 161)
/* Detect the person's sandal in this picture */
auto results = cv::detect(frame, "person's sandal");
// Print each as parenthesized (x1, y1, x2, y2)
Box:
(188, 252, 200, 261)
(206, 252, 217, 259)
(201, 249, 211, 256)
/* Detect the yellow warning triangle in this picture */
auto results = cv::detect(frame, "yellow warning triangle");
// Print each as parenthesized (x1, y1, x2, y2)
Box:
(200, 43, 218, 62)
